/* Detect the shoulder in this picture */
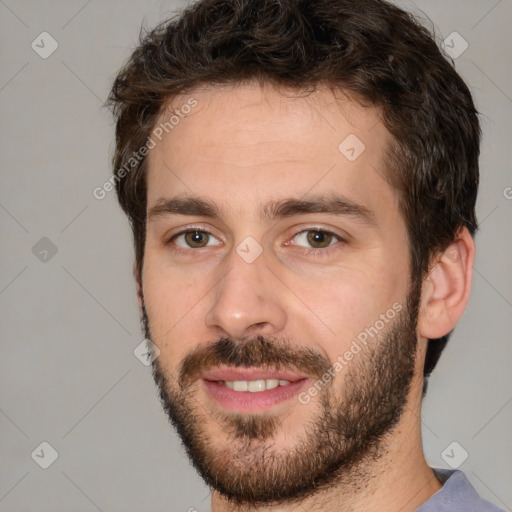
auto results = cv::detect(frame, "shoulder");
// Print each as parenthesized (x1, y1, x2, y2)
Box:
(416, 469, 506, 512)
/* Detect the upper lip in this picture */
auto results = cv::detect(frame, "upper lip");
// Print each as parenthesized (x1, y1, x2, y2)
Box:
(201, 366, 309, 382)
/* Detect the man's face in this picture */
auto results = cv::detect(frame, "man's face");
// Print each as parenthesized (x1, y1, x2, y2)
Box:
(142, 83, 420, 504)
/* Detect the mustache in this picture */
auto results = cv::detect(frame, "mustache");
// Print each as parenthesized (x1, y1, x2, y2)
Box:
(178, 335, 332, 388)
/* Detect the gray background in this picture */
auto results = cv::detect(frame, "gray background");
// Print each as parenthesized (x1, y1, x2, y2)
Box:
(0, 0, 511, 511)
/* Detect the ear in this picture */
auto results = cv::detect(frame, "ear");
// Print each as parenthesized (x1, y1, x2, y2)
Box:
(133, 262, 144, 310)
(418, 227, 475, 339)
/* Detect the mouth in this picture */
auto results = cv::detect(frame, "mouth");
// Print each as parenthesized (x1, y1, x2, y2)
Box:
(201, 367, 310, 413)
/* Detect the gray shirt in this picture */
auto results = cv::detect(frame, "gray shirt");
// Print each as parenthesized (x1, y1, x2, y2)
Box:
(416, 469, 505, 511)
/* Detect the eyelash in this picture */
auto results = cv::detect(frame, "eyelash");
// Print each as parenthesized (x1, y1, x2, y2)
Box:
(166, 226, 346, 256)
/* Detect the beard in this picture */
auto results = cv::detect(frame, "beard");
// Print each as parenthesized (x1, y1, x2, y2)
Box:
(142, 280, 421, 507)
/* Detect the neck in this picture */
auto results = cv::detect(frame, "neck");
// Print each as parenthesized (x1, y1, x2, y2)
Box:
(210, 400, 441, 512)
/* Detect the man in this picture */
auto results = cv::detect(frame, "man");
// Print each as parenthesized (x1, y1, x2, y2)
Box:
(106, 0, 503, 510)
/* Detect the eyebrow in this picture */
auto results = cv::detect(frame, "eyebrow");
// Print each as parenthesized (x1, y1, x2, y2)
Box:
(147, 194, 376, 226)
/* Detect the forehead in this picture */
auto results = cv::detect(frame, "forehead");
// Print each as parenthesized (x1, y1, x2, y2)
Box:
(145, 82, 398, 223)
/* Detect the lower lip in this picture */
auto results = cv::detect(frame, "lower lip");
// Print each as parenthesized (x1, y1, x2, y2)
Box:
(202, 379, 309, 412)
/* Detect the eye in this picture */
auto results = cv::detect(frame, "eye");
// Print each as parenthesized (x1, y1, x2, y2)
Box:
(292, 229, 341, 249)
(172, 230, 222, 249)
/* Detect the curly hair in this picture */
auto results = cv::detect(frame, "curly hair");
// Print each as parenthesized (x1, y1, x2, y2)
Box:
(106, 0, 481, 383)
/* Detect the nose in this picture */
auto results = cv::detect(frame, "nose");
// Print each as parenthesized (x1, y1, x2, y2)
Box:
(204, 249, 287, 340)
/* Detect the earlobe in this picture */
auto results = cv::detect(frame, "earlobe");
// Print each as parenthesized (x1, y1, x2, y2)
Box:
(418, 227, 475, 339)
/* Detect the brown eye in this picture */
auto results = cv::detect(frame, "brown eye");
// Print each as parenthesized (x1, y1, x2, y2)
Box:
(305, 230, 334, 248)
(184, 231, 209, 247)
(173, 230, 221, 249)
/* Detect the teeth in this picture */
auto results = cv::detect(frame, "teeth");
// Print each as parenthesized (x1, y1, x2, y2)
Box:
(266, 379, 279, 390)
(248, 380, 265, 392)
(233, 381, 248, 391)
(223, 379, 290, 392)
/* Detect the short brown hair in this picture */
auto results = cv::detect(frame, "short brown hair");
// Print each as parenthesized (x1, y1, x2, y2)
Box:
(106, 0, 481, 381)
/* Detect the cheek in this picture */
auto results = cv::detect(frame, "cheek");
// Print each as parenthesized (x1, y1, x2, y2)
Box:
(288, 262, 407, 364)
(142, 259, 210, 359)
(299, 272, 377, 349)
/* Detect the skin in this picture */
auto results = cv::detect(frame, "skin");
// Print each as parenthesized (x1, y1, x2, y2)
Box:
(140, 82, 475, 512)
